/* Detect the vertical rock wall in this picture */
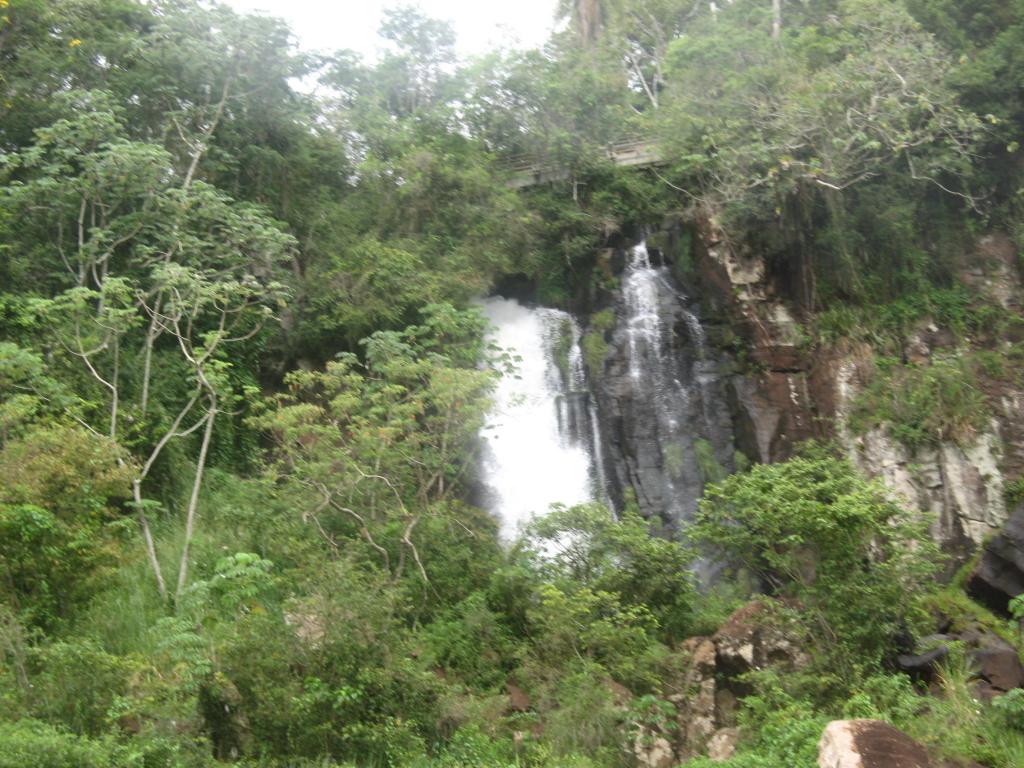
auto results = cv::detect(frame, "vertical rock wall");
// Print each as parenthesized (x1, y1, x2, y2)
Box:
(687, 218, 1022, 562)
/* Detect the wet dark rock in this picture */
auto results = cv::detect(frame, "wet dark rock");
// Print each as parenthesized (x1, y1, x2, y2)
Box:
(967, 504, 1024, 615)
(594, 242, 735, 529)
(898, 625, 1024, 700)
(972, 645, 1024, 699)
(896, 646, 949, 681)
(491, 273, 538, 305)
(729, 372, 817, 464)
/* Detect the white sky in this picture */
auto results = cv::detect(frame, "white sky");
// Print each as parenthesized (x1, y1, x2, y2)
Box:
(223, 0, 559, 59)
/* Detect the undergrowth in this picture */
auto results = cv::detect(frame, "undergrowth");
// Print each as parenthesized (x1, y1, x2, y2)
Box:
(848, 355, 992, 450)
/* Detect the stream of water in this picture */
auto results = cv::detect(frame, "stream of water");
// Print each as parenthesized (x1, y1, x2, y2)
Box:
(478, 297, 602, 539)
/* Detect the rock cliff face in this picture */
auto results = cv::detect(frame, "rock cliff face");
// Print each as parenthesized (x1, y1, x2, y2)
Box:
(630, 600, 808, 764)
(688, 220, 1021, 562)
(845, 419, 1008, 557)
(692, 219, 826, 465)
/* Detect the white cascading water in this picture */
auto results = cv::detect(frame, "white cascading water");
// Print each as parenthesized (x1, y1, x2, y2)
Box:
(478, 297, 601, 539)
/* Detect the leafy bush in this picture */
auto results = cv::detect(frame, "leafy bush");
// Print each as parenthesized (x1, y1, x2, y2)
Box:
(420, 592, 519, 688)
(905, 652, 1024, 768)
(523, 504, 696, 642)
(993, 689, 1024, 733)
(0, 425, 134, 627)
(542, 662, 623, 758)
(581, 331, 609, 378)
(1006, 477, 1024, 507)
(589, 310, 616, 333)
(26, 641, 132, 736)
(694, 438, 727, 484)
(0, 719, 149, 768)
(814, 287, 1012, 352)
(694, 446, 941, 681)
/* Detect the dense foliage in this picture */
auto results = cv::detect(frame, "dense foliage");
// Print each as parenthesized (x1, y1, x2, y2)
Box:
(1, 0, 1023, 766)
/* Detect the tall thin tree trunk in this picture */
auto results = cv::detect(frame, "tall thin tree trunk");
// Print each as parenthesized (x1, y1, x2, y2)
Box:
(109, 337, 119, 440)
(131, 386, 204, 603)
(772, 0, 782, 39)
(576, 0, 603, 45)
(175, 403, 216, 604)
(139, 302, 161, 416)
(134, 479, 168, 602)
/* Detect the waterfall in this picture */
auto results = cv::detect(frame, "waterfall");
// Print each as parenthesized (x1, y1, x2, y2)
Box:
(597, 241, 735, 528)
(478, 297, 604, 539)
(478, 239, 734, 539)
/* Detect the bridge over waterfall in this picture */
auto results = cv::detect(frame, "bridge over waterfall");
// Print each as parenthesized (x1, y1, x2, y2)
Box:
(501, 137, 665, 189)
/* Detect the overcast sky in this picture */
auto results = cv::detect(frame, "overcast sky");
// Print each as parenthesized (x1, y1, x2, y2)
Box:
(223, 0, 559, 59)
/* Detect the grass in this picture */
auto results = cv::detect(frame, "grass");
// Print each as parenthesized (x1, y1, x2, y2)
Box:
(848, 354, 991, 450)
(813, 286, 1018, 354)
(581, 332, 608, 379)
(908, 649, 1024, 768)
(1005, 477, 1024, 508)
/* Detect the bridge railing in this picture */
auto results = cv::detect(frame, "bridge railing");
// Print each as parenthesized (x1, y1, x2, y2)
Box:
(494, 135, 660, 174)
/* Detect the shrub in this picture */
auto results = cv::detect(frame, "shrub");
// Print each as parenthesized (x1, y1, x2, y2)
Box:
(0, 426, 134, 628)
(523, 504, 696, 642)
(0, 719, 132, 768)
(581, 331, 608, 378)
(849, 356, 991, 449)
(420, 592, 518, 688)
(589, 309, 616, 333)
(1005, 477, 1024, 507)
(694, 446, 941, 681)
(27, 641, 132, 736)
(993, 689, 1024, 733)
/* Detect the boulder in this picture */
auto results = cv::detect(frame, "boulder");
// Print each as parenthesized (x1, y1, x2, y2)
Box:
(967, 504, 1024, 615)
(893, 627, 1024, 700)
(969, 636, 1024, 701)
(673, 636, 718, 758)
(894, 634, 952, 683)
(707, 727, 739, 762)
(713, 601, 808, 682)
(818, 720, 933, 768)
(633, 730, 674, 768)
(896, 645, 949, 682)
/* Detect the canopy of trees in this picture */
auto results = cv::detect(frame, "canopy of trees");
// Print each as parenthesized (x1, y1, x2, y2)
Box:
(1, 0, 1023, 766)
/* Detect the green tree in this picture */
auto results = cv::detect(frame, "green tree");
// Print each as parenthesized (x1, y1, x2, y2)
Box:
(1, 93, 293, 603)
(694, 446, 941, 680)
(257, 304, 496, 586)
(523, 503, 697, 641)
(0, 425, 134, 628)
(660, 0, 982, 304)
